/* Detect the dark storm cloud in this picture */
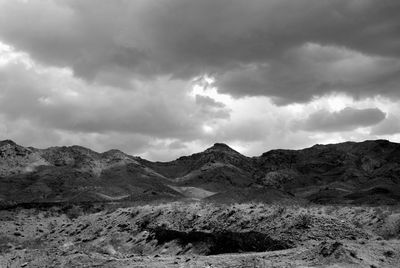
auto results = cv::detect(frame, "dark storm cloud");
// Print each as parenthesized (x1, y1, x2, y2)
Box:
(299, 107, 386, 132)
(216, 44, 400, 104)
(0, 0, 400, 103)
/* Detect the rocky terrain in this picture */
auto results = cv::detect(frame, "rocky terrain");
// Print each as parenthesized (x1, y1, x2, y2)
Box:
(2, 139, 400, 206)
(1, 202, 400, 267)
(1, 139, 400, 267)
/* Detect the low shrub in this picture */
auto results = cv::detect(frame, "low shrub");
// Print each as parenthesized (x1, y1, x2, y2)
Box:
(295, 213, 313, 229)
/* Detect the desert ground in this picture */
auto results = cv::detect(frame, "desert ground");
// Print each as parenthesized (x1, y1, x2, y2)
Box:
(1, 201, 400, 267)
(2, 140, 400, 267)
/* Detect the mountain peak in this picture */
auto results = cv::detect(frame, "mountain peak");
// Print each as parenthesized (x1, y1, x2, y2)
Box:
(0, 139, 17, 146)
(212, 142, 231, 148)
(205, 143, 237, 153)
(102, 149, 128, 159)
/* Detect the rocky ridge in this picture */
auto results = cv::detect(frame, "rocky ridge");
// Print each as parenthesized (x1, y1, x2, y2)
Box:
(1, 139, 400, 205)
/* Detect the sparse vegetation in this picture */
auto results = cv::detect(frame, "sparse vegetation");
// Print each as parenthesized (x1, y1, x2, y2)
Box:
(137, 214, 152, 230)
(64, 205, 83, 219)
(294, 213, 313, 229)
(379, 216, 400, 239)
(271, 205, 286, 219)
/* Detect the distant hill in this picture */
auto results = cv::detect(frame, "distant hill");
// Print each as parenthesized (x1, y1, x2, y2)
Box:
(1, 139, 400, 206)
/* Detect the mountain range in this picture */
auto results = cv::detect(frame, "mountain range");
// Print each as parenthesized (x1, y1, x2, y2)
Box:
(1, 139, 400, 206)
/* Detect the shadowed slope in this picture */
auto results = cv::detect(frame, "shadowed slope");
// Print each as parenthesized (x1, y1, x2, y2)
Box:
(255, 140, 400, 204)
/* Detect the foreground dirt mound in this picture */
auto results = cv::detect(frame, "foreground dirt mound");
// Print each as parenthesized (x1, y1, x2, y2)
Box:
(2, 202, 390, 267)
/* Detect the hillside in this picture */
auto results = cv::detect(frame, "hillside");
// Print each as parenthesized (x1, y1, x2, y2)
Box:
(0, 140, 181, 205)
(255, 140, 400, 204)
(1, 139, 400, 205)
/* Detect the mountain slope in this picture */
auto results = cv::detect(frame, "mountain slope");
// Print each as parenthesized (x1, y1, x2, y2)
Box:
(255, 140, 400, 204)
(0, 142, 181, 204)
(2, 139, 400, 205)
(138, 143, 267, 199)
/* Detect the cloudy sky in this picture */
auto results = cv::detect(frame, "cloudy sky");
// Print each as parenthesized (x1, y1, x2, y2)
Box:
(0, 0, 400, 160)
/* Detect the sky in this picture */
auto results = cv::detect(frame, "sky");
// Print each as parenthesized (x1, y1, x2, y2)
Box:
(0, 0, 400, 161)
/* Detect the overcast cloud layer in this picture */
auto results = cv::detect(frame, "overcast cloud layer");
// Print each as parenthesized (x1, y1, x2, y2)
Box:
(0, 0, 400, 160)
